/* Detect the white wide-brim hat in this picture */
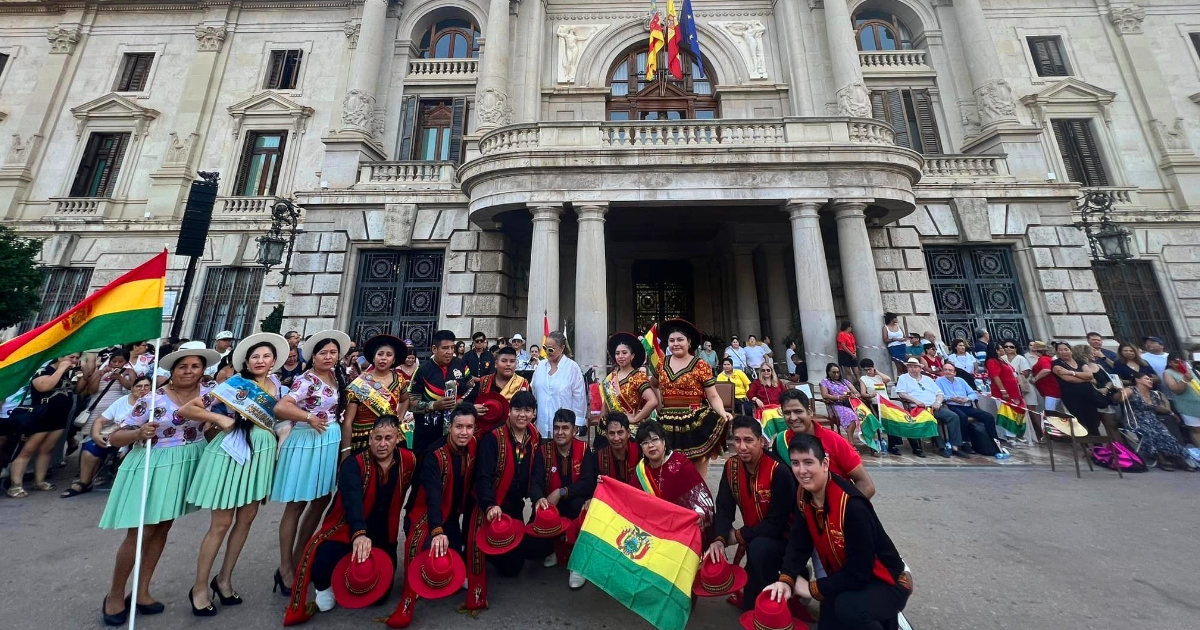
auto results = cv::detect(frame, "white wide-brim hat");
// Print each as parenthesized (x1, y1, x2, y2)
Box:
(232, 332, 290, 373)
(303, 330, 353, 364)
(160, 341, 222, 373)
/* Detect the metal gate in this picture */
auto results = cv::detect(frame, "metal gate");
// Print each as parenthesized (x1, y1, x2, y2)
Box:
(925, 247, 1031, 346)
(1092, 260, 1179, 350)
(632, 260, 693, 334)
(349, 250, 443, 355)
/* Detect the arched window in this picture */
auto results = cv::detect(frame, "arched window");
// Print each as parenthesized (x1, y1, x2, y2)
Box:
(418, 19, 481, 59)
(605, 46, 718, 121)
(853, 11, 913, 51)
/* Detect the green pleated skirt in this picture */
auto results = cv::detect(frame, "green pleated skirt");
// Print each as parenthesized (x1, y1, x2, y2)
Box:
(99, 440, 206, 529)
(185, 426, 277, 511)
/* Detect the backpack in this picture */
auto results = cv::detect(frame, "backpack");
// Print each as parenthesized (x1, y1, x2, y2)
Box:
(1090, 442, 1147, 472)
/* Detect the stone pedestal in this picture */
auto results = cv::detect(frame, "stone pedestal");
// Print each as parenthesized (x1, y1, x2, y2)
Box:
(787, 201, 837, 370)
(834, 202, 888, 370)
(322, 0, 388, 186)
(732, 244, 763, 339)
(526, 204, 562, 342)
(574, 203, 608, 372)
(822, 0, 870, 117)
(951, 0, 1018, 129)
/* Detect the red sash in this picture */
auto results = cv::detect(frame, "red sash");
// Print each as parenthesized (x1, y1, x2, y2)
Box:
(725, 456, 777, 528)
(802, 476, 895, 587)
(404, 438, 477, 562)
(542, 439, 587, 494)
(596, 443, 642, 485)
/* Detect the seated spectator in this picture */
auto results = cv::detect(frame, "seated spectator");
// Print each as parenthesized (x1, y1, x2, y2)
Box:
(748, 363, 787, 411)
(717, 357, 753, 417)
(947, 338, 978, 382)
(1114, 342, 1157, 387)
(1162, 353, 1200, 446)
(857, 359, 891, 401)
(894, 359, 966, 458)
(1128, 373, 1195, 471)
(62, 374, 153, 498)
(1029, 341, 1059, 415)
(934, 364, 1000, 454)
(919, 344, 943, 374)
(819, 363, 862, 438)
(724, 336, 749, 375)
(904, 333, 924, 359)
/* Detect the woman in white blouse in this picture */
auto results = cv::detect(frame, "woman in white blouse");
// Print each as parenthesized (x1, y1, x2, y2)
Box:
(531, 331, 587, 437)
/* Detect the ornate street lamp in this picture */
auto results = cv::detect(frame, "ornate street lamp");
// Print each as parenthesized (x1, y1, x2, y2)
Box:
(256, 198, 302, 286)
(1074, 191, 1132, 261)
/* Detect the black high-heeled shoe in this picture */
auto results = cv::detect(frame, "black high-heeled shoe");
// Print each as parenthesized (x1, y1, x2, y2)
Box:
(133, 597, 165, 615)
(101, 596, 128, 627)
(273, 569, 292, 597)
(210, 576, 243, 606)
(189, 588, 218, 617)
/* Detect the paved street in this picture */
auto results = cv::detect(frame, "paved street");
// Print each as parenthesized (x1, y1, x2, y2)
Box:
(2, 462, 1197, 630)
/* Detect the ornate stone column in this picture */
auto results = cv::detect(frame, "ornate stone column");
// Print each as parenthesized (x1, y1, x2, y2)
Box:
(526, 204, 562, 343)
(951, 0, 1018, 128)
(475, 0, 514, 132)
(732, 244, 763, 339)
(786, 201, 837, 370)
(574, 204, 609, 372)
(821, 0, 870, 117)
(834, 202, 888, 370)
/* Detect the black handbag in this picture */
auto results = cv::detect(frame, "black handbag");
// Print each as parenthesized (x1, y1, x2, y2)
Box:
(1, 389, 44, 437)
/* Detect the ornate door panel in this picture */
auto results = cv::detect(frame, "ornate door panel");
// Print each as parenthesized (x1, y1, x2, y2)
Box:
(349, 250, 443, 356)
(925, 247, 1030, 345)
(632, 260, 693, 334)
(1092, 261, 1179, 351)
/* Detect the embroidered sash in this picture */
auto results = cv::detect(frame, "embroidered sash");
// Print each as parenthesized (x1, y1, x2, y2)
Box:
(211, 374, 277, 431)
(727, 457, 777, 528)
(347, 373, 399, 419)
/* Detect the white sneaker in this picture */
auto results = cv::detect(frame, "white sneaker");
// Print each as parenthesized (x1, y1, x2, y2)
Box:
(315, 587, 336, 612)
(543, 555, 558, 568)
(568, 571, 586, 590)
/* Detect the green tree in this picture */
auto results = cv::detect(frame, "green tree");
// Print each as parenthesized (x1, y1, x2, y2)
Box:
(0, 226, 44, 329)
(260, 303, 283, 334)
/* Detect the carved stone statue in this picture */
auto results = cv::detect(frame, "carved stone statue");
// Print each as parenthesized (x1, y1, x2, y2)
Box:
(46, 25, 80, 54)
(556, 25, 603, 84)
(711, 21, 768, 80)
(1108, 5, 1146, 35)
(836, 81, 872, 118)
(344, 22, 361, 49)
(1152, 118, 1190, 153)
(164, 132, 196, 165)
(195, 25, 228, 52)
(341, 89, 376, 130)
(975, 79, 1016, 125)
(477, 88, 512, 127)
(6, 134, 41, 166)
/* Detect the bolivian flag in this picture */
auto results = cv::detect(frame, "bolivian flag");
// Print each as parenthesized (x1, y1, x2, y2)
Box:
(851, 398, 885, 452)
(758, 403, 786, 441)
(996, 401, 1027, 437)
(568, 477, 701, 630)
(639, 324, 665, 376)
(877, 396, 939, 439)
(0, 251, 166, 397)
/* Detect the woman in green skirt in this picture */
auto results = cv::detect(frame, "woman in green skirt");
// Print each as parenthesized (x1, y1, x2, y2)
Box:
(178, 333, 289, 615)
(98, 342, 221, 626)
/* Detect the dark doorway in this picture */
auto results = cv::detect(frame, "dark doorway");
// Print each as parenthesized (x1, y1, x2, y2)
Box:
(632, 260, 694, 333)
(925, 246, 1031, 345)
(349, 250, 444, 356)
(1093, 261, 1180, 350)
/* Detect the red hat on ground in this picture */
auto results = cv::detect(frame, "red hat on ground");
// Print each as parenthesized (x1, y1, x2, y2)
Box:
(408, 549, 467, 600)
(475, 391, 509, 434)
(476, 513, 525, 555)
(564, 510, 587, 544)
(524, 506, 571, 539)
(692, 555, 749, 597)
(331, 547, 394, 609)
(739, 590, 806, 630)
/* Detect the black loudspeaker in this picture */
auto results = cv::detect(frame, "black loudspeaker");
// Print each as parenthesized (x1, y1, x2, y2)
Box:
(175, 174, 219, 257)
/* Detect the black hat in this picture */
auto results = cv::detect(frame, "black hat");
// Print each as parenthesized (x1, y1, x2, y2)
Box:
(363, 335, 407, 365)
(607, 332, 646, 369)
(659, 319, 702, 352)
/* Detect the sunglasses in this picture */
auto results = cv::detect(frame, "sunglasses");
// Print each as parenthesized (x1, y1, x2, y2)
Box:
(1003, 345, 1016, 349)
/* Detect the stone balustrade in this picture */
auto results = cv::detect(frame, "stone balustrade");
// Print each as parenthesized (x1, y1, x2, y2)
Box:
(50, 197, 106, 218)
(216, 196, 277, 215)
(1082, 186, 1139, 207)
(407, 58, 478, 80)
(358, 161, 457, 184)
(858, 50, 932, 74)
(922, 155, 1012, 180)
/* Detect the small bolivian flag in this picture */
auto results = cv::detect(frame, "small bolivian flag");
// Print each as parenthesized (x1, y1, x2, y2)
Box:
(568, 477, 701, 630)
(0, 251, 165, 397)
(996, 401, 1027, 437)
(878, 396, 940, 439)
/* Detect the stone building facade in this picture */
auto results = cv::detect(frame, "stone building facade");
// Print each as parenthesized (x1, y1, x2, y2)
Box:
(1, 0, 1199, 372)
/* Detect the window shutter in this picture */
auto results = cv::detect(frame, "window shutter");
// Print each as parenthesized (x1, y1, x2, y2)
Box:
(129, 54, 153, 91)
(285, 50, 303, 89)
(233, 131, 258, 195)
(1050, 119, 1081, 183)
(70, 134, 103, 197)
(116, 56, 137, 91)
(884, 89, 911, 150)
(448, 97, 467, 163)
(1073, 120, 1109, 187)
(265, 51, 285, 89)
(911, 89, 942, 155)
(397, 96, 419, 160)
(96, 133, 131, 198)
(869, 90, 886, 120)
(266, 132, 288, 195)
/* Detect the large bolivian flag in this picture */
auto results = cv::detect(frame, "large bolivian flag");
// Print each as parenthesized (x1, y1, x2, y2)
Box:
(568, 477, 701, 630)
(877, 396, 939, 439)
(996, 401, 1027, 437)
(0, 251, 166, 397)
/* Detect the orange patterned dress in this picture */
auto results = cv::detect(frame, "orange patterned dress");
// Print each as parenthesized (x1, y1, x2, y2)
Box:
(658, 356, 728, 461)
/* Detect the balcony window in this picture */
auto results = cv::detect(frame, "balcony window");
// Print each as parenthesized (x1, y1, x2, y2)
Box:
(69, 132, 130, 198)
(264, 50, 304, 90)
(398, 97, 467, 163)
(233, 131, 287, 196)
(606, 46, 718, 121)
(418, 19, 481, 59)
(1050, 118, 1109, 187)
(853, 11, 914, 51)
(114, 52, 155, 91)
(870, 88, 941, 154)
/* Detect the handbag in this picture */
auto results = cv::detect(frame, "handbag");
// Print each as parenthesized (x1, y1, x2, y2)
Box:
(74, 375, 118, 428)
(1117, 392, 1141, 453)
(1, 389, 43, 437)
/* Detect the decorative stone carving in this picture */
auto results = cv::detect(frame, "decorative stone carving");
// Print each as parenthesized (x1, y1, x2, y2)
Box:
(164, 132, 198, 166)
(1151, 118, 1191, 153)
(370, 109, 386, 141)
(343, 21, 361, 48)
(46, 25, 80, 54)
(958, 99, 981, 136)
(6, 134, 41, 166)
(194, 25, 227, 52)
(1107, 5, 1145, 35)
(477, 88, 513, 127)
(341, 89, 376, 131)
(836, 81, 872, 118)
(710, 21, 768, 80)
(974, 79, 1016, 124)
(509, 0, 521, 16)
(555, 24, 604, 84)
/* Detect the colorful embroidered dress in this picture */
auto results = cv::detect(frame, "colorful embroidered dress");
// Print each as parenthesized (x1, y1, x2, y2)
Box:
(658, 356, 727, 460)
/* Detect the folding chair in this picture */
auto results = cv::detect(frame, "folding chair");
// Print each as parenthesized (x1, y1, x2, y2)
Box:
(1043, 409, 1122, 479)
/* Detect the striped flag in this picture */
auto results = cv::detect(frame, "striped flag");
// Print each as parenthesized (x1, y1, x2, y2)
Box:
(877, 397, 939, 439)
(541, 312, 550, 359)
(850, 398, 886, 452)
(568, 478, 701, 630)
(0, 251, 165, 397)
(647, 2, 665, 80)
(996, 401, 1027, 437)
(639, 324, 665, 375)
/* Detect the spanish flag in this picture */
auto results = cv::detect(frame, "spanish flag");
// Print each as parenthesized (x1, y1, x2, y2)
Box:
(647, 3, 665, 80)
(666, 0, 683, 80)
(568, 478, 701, 630)
(877, 396, 939, 439)
(996, 401, 1027, 437)
(0, 251, 165, 397)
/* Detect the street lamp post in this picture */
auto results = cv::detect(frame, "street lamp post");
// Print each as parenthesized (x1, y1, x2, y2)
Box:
(256, 198, 302, 287)
(1074, 191, 1132, 262)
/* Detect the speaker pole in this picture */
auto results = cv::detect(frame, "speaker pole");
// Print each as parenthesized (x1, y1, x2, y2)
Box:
(170, 171, 219, 341)
(169, 256, 200, 340)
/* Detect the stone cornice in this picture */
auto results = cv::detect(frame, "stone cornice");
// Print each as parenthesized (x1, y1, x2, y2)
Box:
(0, 0, 361, 13)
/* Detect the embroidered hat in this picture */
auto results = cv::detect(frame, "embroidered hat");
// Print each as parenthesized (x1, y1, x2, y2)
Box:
(331, 547, 394, 609)
(407, 549, 467, 600)
(476, 513, 525, 555)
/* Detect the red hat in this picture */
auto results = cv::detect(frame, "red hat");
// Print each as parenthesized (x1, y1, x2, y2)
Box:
(740, 590, 806, 630)
(475, 392, 509, 434)
(331, 547, 394, 609)
(524, 506, 570, 539)
(564, 509, 587, 544)
(407, 549, 467, 600)
(476, 513, 525, 555)
(692, 555, 748, 597)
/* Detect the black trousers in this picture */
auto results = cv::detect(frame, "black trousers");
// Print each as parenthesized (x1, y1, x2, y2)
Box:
(946, 405, 999, 443)
(312, 537, 398, 600)
(742, 537, 786, 611)
(817, 581, 910, 630)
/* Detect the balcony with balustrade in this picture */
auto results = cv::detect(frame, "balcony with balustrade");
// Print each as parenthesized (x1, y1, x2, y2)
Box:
(47, 197, 111, 221)
(405, 58, 479, 84)
(858, 50, 934, 76)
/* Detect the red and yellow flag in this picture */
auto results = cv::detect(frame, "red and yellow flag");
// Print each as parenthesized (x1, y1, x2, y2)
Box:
(647, 8, 666, 80)
(639, 323, 665, 376)
(540, 312, 551, 359)
(666, 0, 683, 80)
(0, 251, 166, 397)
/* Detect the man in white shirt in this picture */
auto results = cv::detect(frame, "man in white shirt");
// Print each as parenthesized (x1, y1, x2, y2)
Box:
(1141, 336, 1169, 378)
(893, 358, 966, 457)
(924, 330, 950, 360)
(511, 333, 532, 371)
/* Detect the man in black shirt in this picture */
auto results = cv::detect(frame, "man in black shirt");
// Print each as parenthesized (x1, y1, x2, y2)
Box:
(409, 329, 471, 456)
(463, 331, 495, 382)
(532, 408, 597, 588)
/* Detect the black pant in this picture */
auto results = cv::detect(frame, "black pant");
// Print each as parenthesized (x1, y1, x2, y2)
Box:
(886, 435, 925, 452)
(817, 580, 910, 630)
(411, 420, 444, 458)
(312, 538, 398, 598)
(743, 537, 786, 611)
(946, 405, 999, 444)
